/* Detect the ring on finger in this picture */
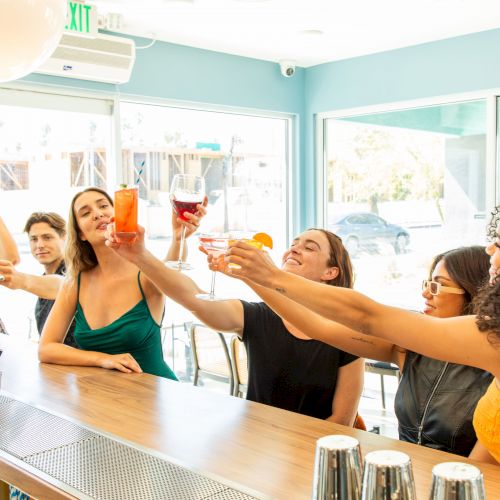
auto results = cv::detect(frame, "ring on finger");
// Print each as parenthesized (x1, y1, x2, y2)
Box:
(0, 274, 5, 282)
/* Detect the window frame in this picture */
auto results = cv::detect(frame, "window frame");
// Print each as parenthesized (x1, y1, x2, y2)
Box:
(316, 91, 499, 229)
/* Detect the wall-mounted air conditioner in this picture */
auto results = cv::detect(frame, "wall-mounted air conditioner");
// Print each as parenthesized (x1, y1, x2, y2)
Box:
(35, 32, 136, 84)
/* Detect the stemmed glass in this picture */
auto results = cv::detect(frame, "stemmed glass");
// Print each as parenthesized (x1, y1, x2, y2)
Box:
(196, 234, 231, 301)
(166, 174, 205, 271)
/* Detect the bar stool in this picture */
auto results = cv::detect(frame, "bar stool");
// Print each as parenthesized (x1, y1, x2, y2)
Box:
(364, 360, 400, 409)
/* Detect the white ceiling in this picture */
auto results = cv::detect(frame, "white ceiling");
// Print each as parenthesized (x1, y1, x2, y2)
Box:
(91, 0, 500, 67)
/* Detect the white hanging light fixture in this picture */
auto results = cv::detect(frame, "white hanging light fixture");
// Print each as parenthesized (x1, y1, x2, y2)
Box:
(0, 0, 67, 83)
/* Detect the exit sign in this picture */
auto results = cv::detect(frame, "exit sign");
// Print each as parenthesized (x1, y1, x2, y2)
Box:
(65, 1, 98, 37)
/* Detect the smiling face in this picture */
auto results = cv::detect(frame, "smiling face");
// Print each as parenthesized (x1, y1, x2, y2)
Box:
(485, 226, 500, 284)
(28, 222, 65, 272)
(72, 190, 114, 245)
(281, 229, 340, 283)
(422, 259, 466, 318)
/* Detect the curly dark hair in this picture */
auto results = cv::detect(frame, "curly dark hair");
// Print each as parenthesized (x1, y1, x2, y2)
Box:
(473, 277, 500, 345)
(486, 205, 500, 241)
(474, 206, 500, 345)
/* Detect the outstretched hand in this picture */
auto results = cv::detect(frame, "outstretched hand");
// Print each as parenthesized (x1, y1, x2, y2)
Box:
(0, 259, 21, 289)
(222, 241, 279, 288)
(105, 220, 147, 263)
(172, 195, 208, 241)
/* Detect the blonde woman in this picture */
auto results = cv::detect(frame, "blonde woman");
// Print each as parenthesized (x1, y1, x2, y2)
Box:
(39, 187, 205, 378)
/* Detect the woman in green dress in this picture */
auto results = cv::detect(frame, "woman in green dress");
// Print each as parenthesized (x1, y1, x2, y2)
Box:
(39, 187, 206, 378)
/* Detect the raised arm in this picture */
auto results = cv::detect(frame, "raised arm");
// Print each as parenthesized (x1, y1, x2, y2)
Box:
(226, 243, 499, 377)
(0, 259, 63, 299)
(245, 281, 403, 365)
(38, 279, 142, 373)
(107, 224, 244, 334)
(0, 216, 20, 265)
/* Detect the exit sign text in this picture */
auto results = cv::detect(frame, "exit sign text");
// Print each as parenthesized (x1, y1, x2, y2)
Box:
(65, 1, 97, 37)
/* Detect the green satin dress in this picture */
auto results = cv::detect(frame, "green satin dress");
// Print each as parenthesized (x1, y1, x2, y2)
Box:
(74, 272, 177, 380)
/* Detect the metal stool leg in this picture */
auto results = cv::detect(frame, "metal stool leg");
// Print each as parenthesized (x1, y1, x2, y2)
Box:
(380, 374, 386, 410)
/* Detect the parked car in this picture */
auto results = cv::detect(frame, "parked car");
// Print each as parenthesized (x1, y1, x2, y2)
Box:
(328, 212, 410, 256)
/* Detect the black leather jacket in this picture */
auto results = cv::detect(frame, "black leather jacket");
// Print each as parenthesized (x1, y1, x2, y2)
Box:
(394, 351, 493, 456)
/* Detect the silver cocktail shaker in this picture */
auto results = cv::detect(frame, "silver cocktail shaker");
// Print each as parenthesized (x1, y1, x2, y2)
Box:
(312, 435, 363, 500)
(429, 462, 485, 500)
(361, 450, 416, 499)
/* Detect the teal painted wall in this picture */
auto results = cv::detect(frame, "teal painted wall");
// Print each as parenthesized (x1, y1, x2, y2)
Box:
(303, 28, 500, 228)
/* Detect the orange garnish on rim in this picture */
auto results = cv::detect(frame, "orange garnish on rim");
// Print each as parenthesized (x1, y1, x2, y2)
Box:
(252, 232, 273, 249)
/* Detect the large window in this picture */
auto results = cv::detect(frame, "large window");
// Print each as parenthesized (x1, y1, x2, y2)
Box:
(324, 99, 489, 310)
(120, 102, 289, 249)
(0, 88, 113, 334)
(0, 89, 113, 234)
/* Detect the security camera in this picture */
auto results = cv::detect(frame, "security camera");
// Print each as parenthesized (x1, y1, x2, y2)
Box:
(279, 60, 296, 78)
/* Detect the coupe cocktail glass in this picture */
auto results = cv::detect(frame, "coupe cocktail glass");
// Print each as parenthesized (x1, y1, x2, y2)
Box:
(166, 174, 205, 271)
(196, 234, 231, 301)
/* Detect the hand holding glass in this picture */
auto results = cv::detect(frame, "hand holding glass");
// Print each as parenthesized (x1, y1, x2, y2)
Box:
(197, 235, 231, 301)
(166, 174, 205, 270)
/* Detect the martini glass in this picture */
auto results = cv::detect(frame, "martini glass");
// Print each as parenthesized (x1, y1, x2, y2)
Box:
(166, 174, 205, 271)
(196, 234, 231, 301)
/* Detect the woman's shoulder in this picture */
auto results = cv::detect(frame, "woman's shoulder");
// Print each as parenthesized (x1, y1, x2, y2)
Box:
(137, 269, 164, 298)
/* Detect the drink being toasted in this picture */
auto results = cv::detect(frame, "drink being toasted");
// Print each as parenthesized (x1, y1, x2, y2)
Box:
(227, 237, 264, 269)
(171, 197, 203, 221)
(199, 235, 230, 257)
(197, 234, 232, 301)
(114, 185, 138, 242)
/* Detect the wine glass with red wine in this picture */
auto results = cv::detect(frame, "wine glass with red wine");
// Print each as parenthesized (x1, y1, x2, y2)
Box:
(166, 174, 205, 271)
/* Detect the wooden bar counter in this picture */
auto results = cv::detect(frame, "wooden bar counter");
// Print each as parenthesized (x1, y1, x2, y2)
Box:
(0, 334, 499, 499)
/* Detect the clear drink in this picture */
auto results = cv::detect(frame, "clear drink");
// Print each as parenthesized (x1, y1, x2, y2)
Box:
(197, 234, 232, 301)
(114, 186, 138, 242)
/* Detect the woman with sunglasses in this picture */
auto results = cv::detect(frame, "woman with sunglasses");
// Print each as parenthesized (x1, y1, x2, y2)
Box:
(224, 212, 500, 464)
(216, 245, 491, 456)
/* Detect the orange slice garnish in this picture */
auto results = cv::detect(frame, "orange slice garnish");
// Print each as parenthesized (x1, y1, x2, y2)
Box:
(252, 232, 273, 249)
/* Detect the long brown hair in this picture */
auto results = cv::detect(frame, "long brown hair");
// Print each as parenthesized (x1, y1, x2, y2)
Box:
(429, 246, 489, 316)
(308, 228, 354, 289)
(65, 187, 113, 281)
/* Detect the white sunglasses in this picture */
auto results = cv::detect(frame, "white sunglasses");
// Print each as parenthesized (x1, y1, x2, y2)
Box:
(422, 280, 465, 296)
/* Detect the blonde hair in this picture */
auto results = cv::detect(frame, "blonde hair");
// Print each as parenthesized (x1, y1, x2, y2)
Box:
(65, 187, 113, 281)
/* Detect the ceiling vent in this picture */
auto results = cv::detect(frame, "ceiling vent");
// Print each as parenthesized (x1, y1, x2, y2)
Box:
(35, 32, 136, 84)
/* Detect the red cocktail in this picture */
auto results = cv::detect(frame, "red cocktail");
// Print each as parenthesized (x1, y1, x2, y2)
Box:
(166, 174, 205, 271)
(171, 199, 203, 221)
